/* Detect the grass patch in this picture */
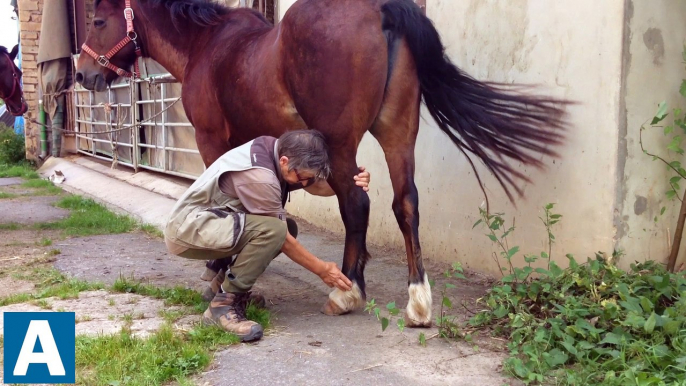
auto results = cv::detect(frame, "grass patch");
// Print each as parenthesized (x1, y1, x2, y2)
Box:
(113, 276, 272, 329)
(35, 195, 136, 236)
(0, 268, 104, 306)
(247, 303, 272, 330)
(22, 179, 53, 189)
(112, 276, 207, 313)
(38, 237, 52, 246)
(21, 179, 62, 196)
(159, 308, 194, 323)
(140, 223, 164, 238)
(0, 192, 16, 199)
(20, 178, 63, 196)
(75, 324, 239, 385)
(0, 163, 39, 179)
(32, 299, 52, 309)
(0, 222, 21, 230)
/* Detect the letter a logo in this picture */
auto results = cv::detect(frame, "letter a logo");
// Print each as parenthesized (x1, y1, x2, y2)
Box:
(3, 312, 75, 384)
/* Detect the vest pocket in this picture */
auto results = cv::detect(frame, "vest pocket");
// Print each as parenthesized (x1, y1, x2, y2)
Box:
(175, 207, 245, 250)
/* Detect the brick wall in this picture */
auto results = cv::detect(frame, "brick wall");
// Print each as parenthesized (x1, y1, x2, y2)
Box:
(17, 0, 42, 161)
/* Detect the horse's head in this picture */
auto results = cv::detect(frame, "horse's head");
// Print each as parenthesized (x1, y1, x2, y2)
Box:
(0, 45, 28, 116)
(76, 0, 138, 91)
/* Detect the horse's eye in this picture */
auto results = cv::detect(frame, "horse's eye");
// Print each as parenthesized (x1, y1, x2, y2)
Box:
(93, 19, 106, 28)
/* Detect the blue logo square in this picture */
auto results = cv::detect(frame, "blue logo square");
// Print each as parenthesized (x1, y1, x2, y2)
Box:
(3, 312, 76, 384)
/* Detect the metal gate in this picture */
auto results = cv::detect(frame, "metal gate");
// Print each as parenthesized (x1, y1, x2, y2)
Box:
(72, 65, 205, 180)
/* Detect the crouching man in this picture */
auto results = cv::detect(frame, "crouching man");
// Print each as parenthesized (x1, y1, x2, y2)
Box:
(164, 130, 370, 341)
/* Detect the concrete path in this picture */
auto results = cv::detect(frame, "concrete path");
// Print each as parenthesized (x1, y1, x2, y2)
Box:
(33, 156, 519, 386)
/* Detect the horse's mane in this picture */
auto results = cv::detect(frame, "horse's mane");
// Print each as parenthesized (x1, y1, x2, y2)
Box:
(148, 0, 229, 26)
(95, 0, 229, 27)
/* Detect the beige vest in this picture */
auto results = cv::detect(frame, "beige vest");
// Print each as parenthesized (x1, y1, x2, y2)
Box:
(164, 137, 281, 251)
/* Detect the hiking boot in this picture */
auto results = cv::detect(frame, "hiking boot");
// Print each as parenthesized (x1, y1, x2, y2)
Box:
(201, 269, 226, 301)
(203, 292, 263, 341)
(201, 270, 266, 308)
(200, 267, 217, 281)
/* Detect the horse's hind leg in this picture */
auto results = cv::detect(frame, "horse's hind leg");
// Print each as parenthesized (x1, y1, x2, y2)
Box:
(369, 41, 431, 327)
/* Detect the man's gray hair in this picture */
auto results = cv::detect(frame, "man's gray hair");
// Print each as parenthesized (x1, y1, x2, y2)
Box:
(277, 130, 331, 180)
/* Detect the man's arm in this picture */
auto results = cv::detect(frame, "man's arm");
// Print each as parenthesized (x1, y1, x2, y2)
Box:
(303, 166, 371, 197)
(280, 233, 352, 291)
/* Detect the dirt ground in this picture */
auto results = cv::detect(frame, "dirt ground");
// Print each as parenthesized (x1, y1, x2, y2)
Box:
(0, 176, 520, 385)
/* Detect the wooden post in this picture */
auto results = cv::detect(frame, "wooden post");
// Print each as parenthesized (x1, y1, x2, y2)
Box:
(73, 0, 87, 53)
(667, 189, 686, 272)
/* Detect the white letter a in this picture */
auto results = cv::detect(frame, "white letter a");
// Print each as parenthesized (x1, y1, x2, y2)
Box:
(13, 320, 65, 376)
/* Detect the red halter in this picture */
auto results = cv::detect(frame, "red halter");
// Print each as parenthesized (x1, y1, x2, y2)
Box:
(81, 0, 142, 78)
(0, 52, 26, 115)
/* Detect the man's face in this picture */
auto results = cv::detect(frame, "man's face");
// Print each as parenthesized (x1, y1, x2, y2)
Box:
(279, 156, 316, 187)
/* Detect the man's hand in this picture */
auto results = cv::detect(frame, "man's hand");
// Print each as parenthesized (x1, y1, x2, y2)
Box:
(304, 166, 371, 196)
(318, 261, 353, 291)
(354, 166, 371, 192)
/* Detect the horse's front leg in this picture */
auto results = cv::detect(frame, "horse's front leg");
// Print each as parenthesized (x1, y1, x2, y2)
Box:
(321, 150, 370, 315)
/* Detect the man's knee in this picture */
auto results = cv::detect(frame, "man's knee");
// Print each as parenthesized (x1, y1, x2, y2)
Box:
(253, 216, 288, 248)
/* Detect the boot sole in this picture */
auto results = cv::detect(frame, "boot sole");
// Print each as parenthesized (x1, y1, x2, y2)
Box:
(202, 316, 263, 342)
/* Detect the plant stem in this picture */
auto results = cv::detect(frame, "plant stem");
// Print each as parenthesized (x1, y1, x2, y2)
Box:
(670, 182, 684, 203)
(667, 188, 686, 272)
(640, 126, 686, 178)
(547, 210, 552, 267)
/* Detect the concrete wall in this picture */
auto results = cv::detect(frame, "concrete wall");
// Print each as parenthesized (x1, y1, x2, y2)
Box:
(279, 0, 628, 276)
(616, 1, 686, 269)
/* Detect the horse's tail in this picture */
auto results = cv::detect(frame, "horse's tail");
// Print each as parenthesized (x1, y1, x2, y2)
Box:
(380, 0, 571, 202)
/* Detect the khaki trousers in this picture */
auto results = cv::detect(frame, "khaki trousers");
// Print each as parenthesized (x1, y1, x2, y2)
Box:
(178, 215, 287, 293)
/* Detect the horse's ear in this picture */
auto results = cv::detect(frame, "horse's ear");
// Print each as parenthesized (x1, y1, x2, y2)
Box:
(9, 45, 19, 61)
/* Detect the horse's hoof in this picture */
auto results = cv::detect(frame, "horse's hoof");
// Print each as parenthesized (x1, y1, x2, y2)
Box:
(405, 273, 433, 328)
(320, 284, 364, 316)
(321, 298, 349, 315)
(404, 314, 432, 328)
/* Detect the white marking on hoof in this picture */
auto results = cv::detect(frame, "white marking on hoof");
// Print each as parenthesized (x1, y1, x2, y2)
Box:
(323, 282, 364, 315)
(405, 273, 432, 327)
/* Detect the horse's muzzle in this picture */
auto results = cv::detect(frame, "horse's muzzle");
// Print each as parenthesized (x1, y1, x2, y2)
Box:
(75, 71, 108, 92)
(7, 99, 28, 116)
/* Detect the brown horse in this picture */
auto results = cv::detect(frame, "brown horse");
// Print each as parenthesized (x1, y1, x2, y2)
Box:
(0, 45, 28, 116)
(76, 0, 569, 327)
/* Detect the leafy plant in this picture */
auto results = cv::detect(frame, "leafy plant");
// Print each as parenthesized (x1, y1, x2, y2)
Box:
(364, 298, 402, 333)
(434, 262, 466, 339)
(470, 205, 686, 385)
(639, 46, 686, 272)
(0, 124, 24, 165)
